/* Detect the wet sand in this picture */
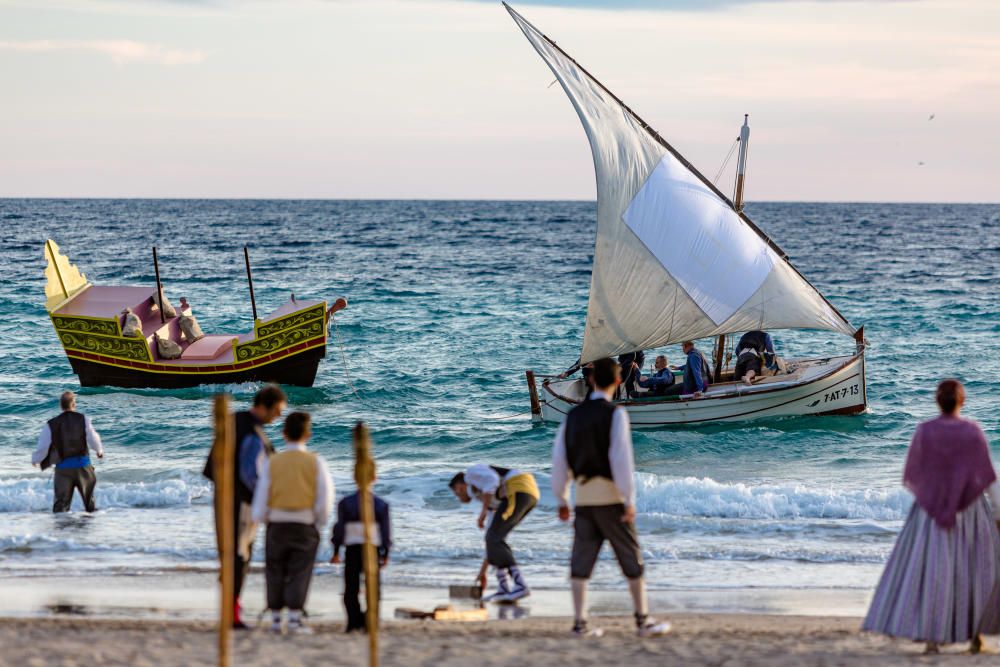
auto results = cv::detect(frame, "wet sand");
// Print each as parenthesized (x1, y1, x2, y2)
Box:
(0, 614, 995, 667)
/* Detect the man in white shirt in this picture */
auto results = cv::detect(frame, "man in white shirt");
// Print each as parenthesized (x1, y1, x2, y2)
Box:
(449, 464, 540, 602)
(32, 391, 104, 513)
(251, 412, 333, 635)
(551, 357, 671, 638)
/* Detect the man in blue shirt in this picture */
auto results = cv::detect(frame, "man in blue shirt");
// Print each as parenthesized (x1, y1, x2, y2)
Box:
(32, 391, 105, 513)
(637, 355, 675, 396)
(664, 342, 711, 396)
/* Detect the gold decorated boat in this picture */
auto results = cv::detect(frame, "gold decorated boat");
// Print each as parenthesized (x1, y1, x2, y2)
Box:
(44, 240, 347, 388)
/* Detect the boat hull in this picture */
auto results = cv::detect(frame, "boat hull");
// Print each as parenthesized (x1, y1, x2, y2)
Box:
(67, 345, 325, 389)
(535, 351, 867, 427)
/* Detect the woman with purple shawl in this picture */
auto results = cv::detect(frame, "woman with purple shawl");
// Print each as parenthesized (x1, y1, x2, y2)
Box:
(864, 380, 1000, 653)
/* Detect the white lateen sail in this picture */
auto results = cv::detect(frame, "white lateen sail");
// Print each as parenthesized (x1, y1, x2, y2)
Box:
(505, 4, 856, 364)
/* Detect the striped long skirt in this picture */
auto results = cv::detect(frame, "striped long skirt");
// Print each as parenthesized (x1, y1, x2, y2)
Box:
(863, 496, 1000, 644)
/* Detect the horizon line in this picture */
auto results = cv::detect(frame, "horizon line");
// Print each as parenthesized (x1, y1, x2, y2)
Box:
(1, 196, 998, 206)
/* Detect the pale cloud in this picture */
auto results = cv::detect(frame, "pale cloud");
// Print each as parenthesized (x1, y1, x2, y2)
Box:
(0, 39, 205, 65)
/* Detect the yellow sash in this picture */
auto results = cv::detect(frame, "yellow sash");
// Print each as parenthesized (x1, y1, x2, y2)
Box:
(501, 473, 540, 520)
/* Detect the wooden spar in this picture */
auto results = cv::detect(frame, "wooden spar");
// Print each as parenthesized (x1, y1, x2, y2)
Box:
(734, 114, 750, 211)
(712, 334, 726, 383)
(353, 422, 379, 667)
(152, 247, 166, 324)
(525, 370, 542, 417)
(244, 246, 258, 322)
(46, 240, 69, 300)
(212, 394, 235, 667)
(712, 116, 751, 380)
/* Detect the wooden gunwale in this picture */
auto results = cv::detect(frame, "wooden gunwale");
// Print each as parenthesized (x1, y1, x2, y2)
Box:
(543, 350, 865, 408)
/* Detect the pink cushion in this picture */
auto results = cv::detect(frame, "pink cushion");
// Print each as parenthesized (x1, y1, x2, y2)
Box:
(181, 335, 237, 361)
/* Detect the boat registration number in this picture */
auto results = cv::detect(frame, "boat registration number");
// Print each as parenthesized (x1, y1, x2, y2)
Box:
(823, 383, 860, 403)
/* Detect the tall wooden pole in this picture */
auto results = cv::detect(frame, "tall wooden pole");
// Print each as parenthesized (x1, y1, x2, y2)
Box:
(153, 247, 166, 324)
(353, 422, 379, 667)
(243, 246, 259, 322)
(212, 394, 235, 667)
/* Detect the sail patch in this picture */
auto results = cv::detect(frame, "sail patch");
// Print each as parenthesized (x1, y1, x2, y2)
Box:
(622, 153, 775, 325)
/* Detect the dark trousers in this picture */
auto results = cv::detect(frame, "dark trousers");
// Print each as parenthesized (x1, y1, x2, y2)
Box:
(52, 465, 97, 513)
(344, 545, 380, 632)
(214, 500, 256, 603)
(570, 504, 644, 580)
(485, 492, 537, 568)
(265, 523, 319, 611)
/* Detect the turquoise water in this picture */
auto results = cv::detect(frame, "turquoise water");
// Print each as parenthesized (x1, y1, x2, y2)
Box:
(0, 199, 997, 608)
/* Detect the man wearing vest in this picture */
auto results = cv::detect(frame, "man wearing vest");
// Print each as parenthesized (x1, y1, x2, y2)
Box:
(252, 412, 333, 635)
(551, 357, 672, 638)
(449, 464, 540, 602)
(203, 384, 286, 629)
(32, 391, 105, 513)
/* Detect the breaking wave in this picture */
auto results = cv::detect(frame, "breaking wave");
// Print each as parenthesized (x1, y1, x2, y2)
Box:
(634, 474, 910, 521)
(0, 475, 212, 513)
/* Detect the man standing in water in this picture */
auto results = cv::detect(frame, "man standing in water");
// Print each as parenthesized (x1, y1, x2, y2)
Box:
(203, 384, 287, 629)
(551, 358, 671, 637)
(449, 464, 540, 602)
(32, 391, 104, 513)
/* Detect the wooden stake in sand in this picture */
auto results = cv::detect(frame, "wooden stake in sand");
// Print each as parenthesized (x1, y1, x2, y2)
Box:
(212, 394, 235, 667)
(353, 421, 379, 667)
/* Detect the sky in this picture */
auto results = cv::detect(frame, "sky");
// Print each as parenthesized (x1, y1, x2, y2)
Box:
(0, 0, 997, 202)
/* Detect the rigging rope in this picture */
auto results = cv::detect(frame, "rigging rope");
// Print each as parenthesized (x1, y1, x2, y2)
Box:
(713, 137, 740, 186)
(329, 313, 363, 401)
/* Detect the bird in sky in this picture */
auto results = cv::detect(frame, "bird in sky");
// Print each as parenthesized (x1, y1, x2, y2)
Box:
(928, 113, 935, 121)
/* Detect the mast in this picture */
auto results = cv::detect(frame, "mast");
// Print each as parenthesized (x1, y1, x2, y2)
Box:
(244, 246, 259, 322)
(713, 115, 750, 381)
(153, 247, 166, 325)
(734, 114, 750, 211)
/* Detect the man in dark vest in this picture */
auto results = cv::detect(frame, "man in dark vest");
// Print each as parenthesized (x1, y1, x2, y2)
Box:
(551, 358, 671, 638)
(32, 391, 105, 513)
(203, 384, 287, 629)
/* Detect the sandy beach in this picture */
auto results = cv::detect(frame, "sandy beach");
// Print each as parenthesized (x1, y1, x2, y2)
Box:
(1, 613, 995, 667)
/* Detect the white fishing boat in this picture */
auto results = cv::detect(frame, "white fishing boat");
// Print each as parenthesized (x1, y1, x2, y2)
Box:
(505, 4, 868, 426)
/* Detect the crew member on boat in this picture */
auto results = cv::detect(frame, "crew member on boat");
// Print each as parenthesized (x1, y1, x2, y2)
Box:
(449, 464, 540, 602)
(203, 384, 287, 629)
(734, 330, 777, 385)
(617, 351, 645, 398)
(637, 355, 675, 396)
(31, 391, 105, 513)
(665, 341, 711, 396)
(551, 358, 671, 637)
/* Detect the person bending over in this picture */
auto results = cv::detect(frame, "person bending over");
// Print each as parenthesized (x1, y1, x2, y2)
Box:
(449, 464, 540, 602)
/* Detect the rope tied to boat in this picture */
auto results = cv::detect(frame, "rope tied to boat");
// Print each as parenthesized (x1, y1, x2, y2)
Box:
(329, 312, 363, 401)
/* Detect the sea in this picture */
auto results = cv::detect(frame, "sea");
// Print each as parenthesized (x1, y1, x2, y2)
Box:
(0, 199, 997, 618)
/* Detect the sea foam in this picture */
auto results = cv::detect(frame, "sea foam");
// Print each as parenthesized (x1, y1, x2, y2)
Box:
(0, 476, 211, 513)
(634, 474, 910, 521)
